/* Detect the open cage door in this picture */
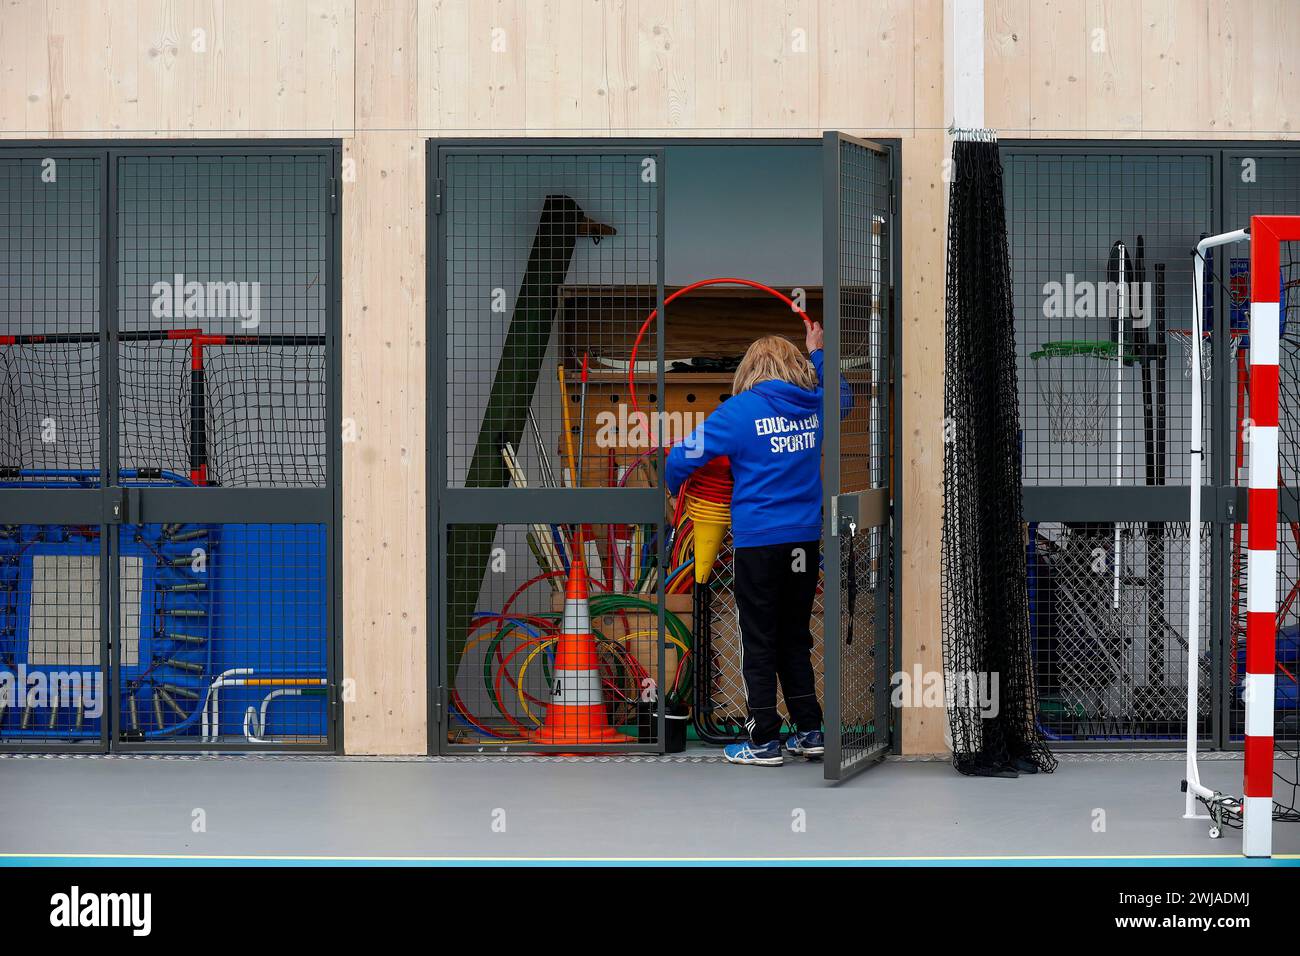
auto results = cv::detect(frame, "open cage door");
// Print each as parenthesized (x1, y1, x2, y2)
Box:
(822, 132, 895, 781)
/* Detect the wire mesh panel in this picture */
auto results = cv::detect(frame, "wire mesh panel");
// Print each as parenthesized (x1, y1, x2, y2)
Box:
(435, 147, 665, 753)
(114, 522, 328, 745)
(1029, 521, 1210, 741)
(442, 152, 660, 491)
(838, 155, 890, 498)
(1004, 148, 1220, 747)
(0, 524, 108, 744)
(443, 522, 667, 747)
(115, 154, 329, 488)
(1005, 152, 1214, 486)
(0, 156, 103, 484)
(832, 524, 888, 765)
(823, 133, 893, 780)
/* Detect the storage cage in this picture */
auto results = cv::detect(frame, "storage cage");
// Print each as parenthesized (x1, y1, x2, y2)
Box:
(428, 136, 898, 779)
(0, 144, 341, 752)
(1004, 142, 1300, 752)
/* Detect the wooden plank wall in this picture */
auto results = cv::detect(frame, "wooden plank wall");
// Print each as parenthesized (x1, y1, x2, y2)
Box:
(2, 1, 1295, 755)
(985, 0, 1300, 137)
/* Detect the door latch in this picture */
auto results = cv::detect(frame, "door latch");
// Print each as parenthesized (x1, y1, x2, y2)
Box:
(105, 487, 128, 525)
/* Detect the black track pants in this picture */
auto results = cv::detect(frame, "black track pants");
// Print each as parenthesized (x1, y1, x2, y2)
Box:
(733, 540, 823, 746)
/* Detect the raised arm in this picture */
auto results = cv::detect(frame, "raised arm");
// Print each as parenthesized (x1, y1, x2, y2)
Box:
(806, 321, 854, 420)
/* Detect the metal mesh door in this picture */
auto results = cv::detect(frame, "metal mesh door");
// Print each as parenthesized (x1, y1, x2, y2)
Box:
(822, 133, 894, 780)
(0, 146, 339, 752)
(1004, 148, 1218, 746)
(0, 152, 109, 750)
(109, 150, 337, 750)
(432, 146, 666, 752)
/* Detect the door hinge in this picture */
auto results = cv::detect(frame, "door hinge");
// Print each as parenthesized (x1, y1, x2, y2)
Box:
(434, 178, 445, 215)
(889, 176, 896, 215)
(329, 177, 339, 215)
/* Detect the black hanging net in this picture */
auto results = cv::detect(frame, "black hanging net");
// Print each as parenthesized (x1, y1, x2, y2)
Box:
(941, 135, 1057, 777)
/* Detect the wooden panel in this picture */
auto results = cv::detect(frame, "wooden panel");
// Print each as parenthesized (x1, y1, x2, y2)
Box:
(913, 0, 944, 131)
(691, 0, 754, 130)
(899, 129, 948, 756)
(1028, 0, 1085, 134)
(522, 0, 588, 131)
(341, 134, 427, 754)
(1250, 0, 1300, 137)
(1085, 0, 1141, 133)
(984, 0, 1031, 133)
(749, 0, 818, 132)
(986, 0, 1300, 138)
(343, 1, 425, 755)
(1141, 0, 1209, 134)
(358, 0, 415, 131)
(819, 0, 913, 131)
(465, 0, 526, 131)
(0, 0, 354, 138)
(1208, 0, 1254, 135)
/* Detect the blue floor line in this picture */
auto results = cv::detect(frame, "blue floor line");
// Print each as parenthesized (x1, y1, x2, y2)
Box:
(2, 853, 1297, 867)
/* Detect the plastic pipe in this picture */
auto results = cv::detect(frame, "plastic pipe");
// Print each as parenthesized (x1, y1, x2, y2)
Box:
(243, 688, 304, 742)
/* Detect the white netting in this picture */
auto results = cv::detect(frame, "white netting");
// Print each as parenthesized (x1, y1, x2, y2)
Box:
(1169, 329, 1213, 381)
(1030, 343, 1118, 446)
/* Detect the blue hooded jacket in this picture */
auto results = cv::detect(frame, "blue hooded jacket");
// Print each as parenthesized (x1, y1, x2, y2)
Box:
(665, 349, 853, 548)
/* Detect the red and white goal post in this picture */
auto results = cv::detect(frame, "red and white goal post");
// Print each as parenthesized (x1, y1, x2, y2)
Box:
(1185, 215, 1300, 858)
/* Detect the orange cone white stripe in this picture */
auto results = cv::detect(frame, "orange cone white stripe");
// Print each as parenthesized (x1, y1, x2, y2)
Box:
(529, 555, 631, 745)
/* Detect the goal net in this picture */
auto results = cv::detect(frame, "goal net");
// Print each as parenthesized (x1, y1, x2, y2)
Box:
(0, 331, 326, 488)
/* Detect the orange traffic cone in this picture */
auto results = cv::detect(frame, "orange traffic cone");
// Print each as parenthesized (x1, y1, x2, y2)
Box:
(529, 554, 632, 745)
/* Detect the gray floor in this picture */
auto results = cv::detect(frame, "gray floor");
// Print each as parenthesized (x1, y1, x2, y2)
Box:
(0, 752, 1295, 862)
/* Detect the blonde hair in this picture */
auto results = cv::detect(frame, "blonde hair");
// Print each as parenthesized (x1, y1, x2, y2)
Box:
(732, 335, 818, 394)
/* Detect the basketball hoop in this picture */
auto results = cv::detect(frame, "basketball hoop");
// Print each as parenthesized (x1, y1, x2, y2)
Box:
(1167, 329, 1213, 381)
(1029, 340, 1121, 446)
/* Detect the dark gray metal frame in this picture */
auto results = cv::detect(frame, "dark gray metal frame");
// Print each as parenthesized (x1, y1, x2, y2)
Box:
(425, 136, 903, 760)
(0, 140, 344, 754)
(1002, 138, 1300, 752)
(822, 132, 899, 781)
(427, 141, 668, 754)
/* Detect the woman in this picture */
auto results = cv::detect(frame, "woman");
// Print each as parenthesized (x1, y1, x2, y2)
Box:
(666, 322, 852, 766)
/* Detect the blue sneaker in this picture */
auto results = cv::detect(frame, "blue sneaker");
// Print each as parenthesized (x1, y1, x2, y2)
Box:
(723, 739, 784, 766)
(785, 730, 825, 758)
